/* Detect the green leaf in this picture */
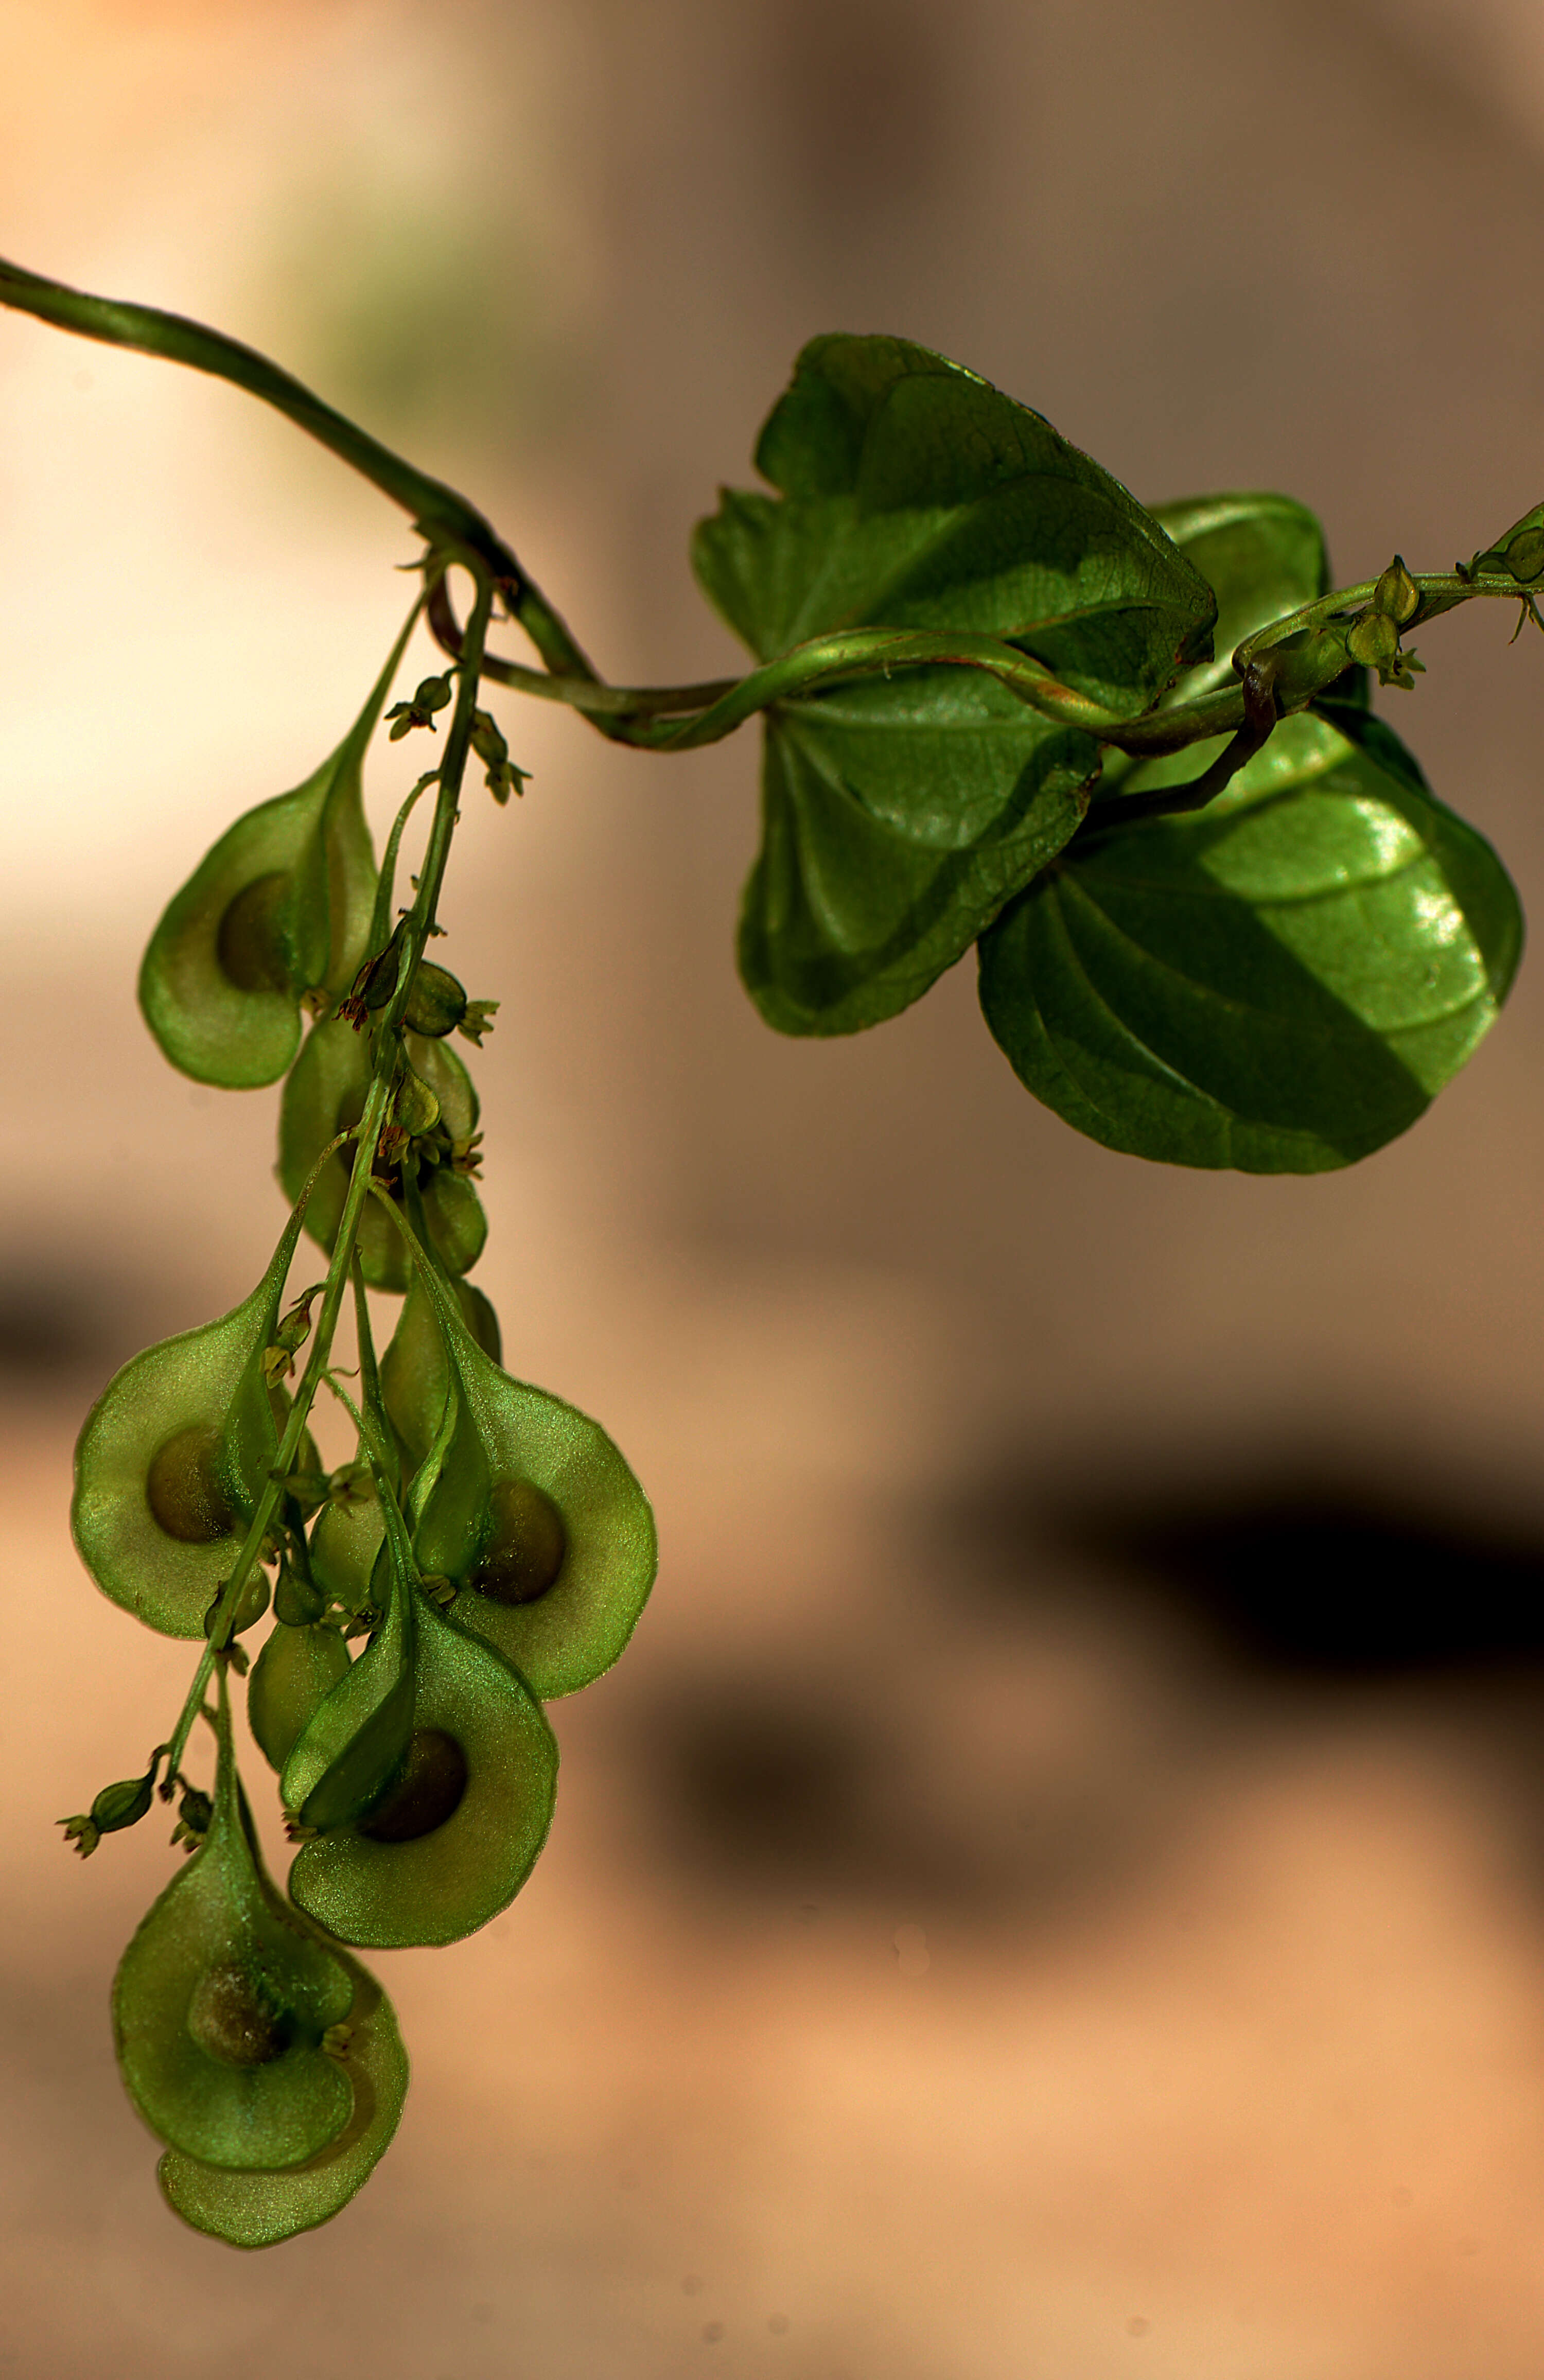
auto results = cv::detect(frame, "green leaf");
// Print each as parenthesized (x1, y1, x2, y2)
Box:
(739, 692, 1098, 1035)
(1151, 492, 1328, 688)
(693, 335, 1216, 1035)
(977, 711, 1523, 1171)
(1094, 488, 1349, 806)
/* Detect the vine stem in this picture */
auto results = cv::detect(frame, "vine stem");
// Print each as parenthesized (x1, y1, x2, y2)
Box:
(162, 563, 497, 1785)
(0, 254, 592, 686)
(8, 253, 1544, 784)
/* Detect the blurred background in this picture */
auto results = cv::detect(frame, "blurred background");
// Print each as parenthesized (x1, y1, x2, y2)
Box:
(8, 1, 1544, 2372)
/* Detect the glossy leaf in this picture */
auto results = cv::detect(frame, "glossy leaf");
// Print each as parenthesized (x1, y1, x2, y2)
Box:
(978, 710, 1523, 1171)
(72, 1209, 306, 1638)
(278, 1018, 486, 1292)
(113, 1691, 354, 2169)
(287, 1586, 557, 1949)
(138, 611, 415, 1088)
(394, 1255, 657, 1699)
(692, 334, 1216, 1034)
(1093, 488, 1338, 806)
(158, 1956, 407, 2248)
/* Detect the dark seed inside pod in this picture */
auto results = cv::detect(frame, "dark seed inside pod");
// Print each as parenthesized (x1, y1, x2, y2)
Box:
(469, 1478, 567, 1607)
(187, 1960, 288, 2067)
(357, 1726, 469, 1843)
(146, 1424, 238, 1544)
(216, 872, 293, 995)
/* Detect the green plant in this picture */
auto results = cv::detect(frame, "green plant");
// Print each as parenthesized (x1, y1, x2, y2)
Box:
(3, 255, 1530, 2244)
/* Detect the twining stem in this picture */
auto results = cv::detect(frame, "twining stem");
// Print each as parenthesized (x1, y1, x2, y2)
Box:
(368, 773, 438, 955)
(162, 564, 497, 1784)
(7, 254, 1543, 788)
(406, 541, 1544, 762)
(0, 255, 592, 685)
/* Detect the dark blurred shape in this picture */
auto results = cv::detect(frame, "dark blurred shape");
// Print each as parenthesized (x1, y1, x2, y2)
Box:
(630, 1656, 1170, 1926)
(0, 1270, 108, 1385)
(763, 0, 954, 214)
(646, 1680, 874, 1881)
(0, 1259, 184, 1400)
(965, 1462, 1544, 1679)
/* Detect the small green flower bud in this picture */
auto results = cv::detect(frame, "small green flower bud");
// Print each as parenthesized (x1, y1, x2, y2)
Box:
(274, 1561, 326, 1628)
(1373, 555, 1419, 625)
(385, 675, 453, 739)
(203, 1567, 271, 1640)
(270, 1285, 325, 1371)
(170, 1782, 214, 1853)
(469, 710, 530, 803)
(456, 1000, 499, 1047)
(59, 1751, 164, 1856)
(1347, 610, 1399, 669)
(393, 1068, 440, 1135)
(1505, 526, 1544, 583)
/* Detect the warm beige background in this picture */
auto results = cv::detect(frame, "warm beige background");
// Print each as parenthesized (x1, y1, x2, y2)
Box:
(8, 3, 1544, 2374)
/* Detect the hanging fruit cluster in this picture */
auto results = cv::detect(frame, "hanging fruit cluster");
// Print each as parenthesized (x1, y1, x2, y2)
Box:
(65, 581, 657, 2247)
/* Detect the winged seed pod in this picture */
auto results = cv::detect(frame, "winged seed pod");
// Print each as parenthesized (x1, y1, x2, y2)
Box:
(307, 1471, 388, 1615)
(157, 1956, 408, 2247)
(278, 1018, 486, 1291)
(380, 1270, 501, 1476)
(247, 1619, 353, 1775)
(72, 1206, 310, 1639)
(287, 1572, 557, 1950)
(138, 607, 418, 1088)
(280, 1539, 415, 1833)
(112, 1680, 356, 2171)
(387, 1246, 656, 1699)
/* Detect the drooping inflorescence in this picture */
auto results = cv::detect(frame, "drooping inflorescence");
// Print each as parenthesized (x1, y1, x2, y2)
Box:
(67, 569, 655, 2244)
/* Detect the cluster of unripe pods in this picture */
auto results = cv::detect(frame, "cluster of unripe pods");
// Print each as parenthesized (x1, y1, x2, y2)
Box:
(66, 607, 655, 2246)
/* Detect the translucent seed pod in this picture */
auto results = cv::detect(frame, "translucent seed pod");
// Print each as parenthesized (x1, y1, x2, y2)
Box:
(277, 1018, 486, 1291)
(138, 610, 416, 1089)
(402, 961, 468, 1039)
(308, 1474, 387, 1615)
(157, 1957, 408, 2247)
(113, 1682, 355, 2170)
(72, 1208, 309, 1639)
(395, 1253, 657, 1699)
(288, 1585, 557, 1950)
(380, 1271, 501, 1478)
(247, 1621, 352, 1774)
(280, 1545, 415, 1834)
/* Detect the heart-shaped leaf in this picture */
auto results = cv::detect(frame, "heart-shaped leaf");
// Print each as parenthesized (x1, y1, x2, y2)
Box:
(692, 336, 1216, 1035)
(977, 709, 1522, 1170)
